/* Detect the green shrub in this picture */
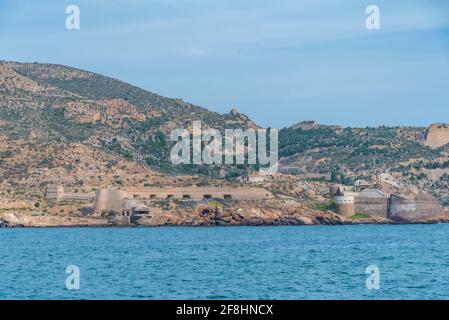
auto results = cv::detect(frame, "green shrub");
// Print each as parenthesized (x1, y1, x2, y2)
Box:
(350, 213, 370, 219)
(310, 200, 336, 211)
(208, 199, 225, 208)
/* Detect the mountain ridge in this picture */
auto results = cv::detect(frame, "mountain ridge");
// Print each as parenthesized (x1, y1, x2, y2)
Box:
(1, 60, 448, 210)
(0, 60, 257, 174)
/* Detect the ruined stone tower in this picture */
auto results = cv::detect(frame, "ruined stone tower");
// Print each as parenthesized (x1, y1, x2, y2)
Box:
(334, 195, 355, 217)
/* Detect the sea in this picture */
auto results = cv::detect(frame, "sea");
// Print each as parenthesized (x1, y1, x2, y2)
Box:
(1, 224, 449, 300)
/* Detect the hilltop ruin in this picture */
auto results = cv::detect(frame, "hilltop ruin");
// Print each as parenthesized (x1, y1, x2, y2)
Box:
(424, 124, 449, 149)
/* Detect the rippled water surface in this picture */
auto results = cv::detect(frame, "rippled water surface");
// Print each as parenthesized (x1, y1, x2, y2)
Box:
(1, 224, 449, 299)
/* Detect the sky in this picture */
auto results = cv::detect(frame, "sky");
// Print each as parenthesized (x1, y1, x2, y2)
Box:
(1, 0, 448, 128)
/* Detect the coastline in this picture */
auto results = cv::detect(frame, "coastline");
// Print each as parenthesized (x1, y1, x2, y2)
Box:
(2, 210, 448, 228)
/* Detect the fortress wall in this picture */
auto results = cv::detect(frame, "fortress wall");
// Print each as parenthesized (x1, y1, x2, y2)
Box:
(389, 195, 445, 222)
(336, 203, 354, 217)
(93, 189, 127, 213)
(45, 186, 64, 201)
(354, 197, 389, 218)
(122, 187, 272, 201)
(93, 187, 272, 213)
(46, 186, 92, 203)
(61, 193, 94, 202)
(335, 196, 355, 217)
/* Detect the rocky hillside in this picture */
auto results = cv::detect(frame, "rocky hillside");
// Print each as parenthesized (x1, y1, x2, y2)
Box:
(0, 61, 256, 175)
(278, 124, 449, 207)
(1, 60, 448, 209)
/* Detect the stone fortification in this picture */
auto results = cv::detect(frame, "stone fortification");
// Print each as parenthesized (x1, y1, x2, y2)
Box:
(334, 186, 446, 222)
(424, 124, 449, 149)
(93, 186, 272, 213)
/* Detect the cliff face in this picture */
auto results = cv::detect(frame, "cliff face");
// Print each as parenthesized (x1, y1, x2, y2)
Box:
(389, 192, 447, 222)
(424, 124, 449, 149)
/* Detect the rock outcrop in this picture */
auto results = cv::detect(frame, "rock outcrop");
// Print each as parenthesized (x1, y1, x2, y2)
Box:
(424, 124, 449, 149)
(134, 202, 345, 226)
(0, 212, 110, 227)
(0, 218, 9, 228)
(2, 198, 448, 227)
(291, 120, 319, 130)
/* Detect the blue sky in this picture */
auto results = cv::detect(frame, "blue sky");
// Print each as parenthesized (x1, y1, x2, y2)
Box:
(1, 0, 448, 128)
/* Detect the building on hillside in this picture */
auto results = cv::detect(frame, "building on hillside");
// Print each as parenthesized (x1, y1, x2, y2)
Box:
(45, 185, 94, 203)
(93, 186, 272, 214)
(45, 185, 64, 201)
(354, 179, 371, 188)
(332, 184, 445, 221)
(122, 199, 150, 224)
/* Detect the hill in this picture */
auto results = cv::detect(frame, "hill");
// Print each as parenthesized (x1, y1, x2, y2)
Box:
(278, 124, 449, 207)
(1, 60, 448, 210)
(0, 61, 256, 175)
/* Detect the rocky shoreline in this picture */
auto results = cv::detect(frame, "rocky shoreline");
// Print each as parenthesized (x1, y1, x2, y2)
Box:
(2, 219, 449, 228)
(2, 202, 448, 228)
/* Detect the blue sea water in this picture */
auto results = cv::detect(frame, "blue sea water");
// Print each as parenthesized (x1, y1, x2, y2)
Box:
(1, 224, 449, 300)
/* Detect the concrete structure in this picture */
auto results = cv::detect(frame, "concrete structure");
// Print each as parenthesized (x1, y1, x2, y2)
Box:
(334, 188, 389, 218)
(355, 189, 390, 218)
(46, 185, 94, 203)
(122, 199, 150, 224)
(358, 189, 388, 198)
(93, 186, 273, 214)
(122, 186, 272, 201)
(93, 188, 127, 213)
(354, 180, 370, 188)
(389, 194, 445, 221)
(334, 195, 355, 217)
(45, 185, 64, 201)
(333, 184, 445, 221)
